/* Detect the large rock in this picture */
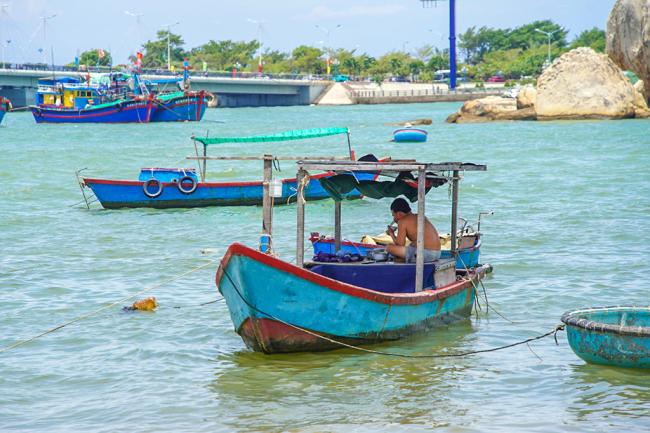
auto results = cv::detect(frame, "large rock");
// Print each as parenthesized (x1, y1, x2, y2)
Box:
(607, 0, 650, 100)
(445, 96, 536, 123)
(536, 47, 648, 120)
(516, 85, 536, 109)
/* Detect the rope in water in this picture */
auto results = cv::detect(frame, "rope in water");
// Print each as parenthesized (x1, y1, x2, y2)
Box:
(0, 260, 217, 354)
(221, 268, 565, 358)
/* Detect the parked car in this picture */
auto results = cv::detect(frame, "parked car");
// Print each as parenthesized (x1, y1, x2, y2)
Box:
(389, 76, 410, 82)
(487, 75, 505, 83)
(333, 74, 350, 82)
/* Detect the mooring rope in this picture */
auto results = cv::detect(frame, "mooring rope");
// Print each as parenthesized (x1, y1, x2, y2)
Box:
(0, 260, 217, 354)
(221, 268, 565, 358)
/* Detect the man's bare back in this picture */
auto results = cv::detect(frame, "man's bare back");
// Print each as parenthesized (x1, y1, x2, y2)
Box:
(397, 213, 441, 250)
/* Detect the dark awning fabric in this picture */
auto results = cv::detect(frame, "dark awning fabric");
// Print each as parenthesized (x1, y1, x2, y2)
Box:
(319, 172, 447, 202)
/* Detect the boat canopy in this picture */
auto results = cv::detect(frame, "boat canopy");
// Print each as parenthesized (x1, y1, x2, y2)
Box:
(319, 172, 447, 202)
(193, 127, 349, 146)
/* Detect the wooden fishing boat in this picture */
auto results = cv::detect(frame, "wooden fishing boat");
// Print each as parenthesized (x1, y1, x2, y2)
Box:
(393, 127, 428, 142)
(81, 128, 375, 209)
(147, 62, 207, 122)
(217, 160, 490, 353)
(30, 75, 157, 124)
(561, 306, 650, 368)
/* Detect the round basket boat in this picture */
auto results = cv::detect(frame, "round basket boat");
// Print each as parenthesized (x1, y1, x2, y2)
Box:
(561, 306, 650, 368)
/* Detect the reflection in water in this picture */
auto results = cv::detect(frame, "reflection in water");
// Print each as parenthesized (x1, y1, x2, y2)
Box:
(566, 362, 650, 428)
(208, 323, 477, 432)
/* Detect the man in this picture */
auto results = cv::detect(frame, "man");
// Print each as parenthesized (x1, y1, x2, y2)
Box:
(385, 197, 441, 263)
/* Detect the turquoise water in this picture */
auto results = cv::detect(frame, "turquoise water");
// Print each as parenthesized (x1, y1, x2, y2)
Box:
(1, 105, 649, 432)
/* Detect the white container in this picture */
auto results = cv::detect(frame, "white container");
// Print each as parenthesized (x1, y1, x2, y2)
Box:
(433, 258, 457, 288)
(270, 178, 283, 198)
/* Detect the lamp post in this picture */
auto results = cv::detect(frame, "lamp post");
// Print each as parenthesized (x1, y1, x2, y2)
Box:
(315, 24, 341, 76)
(535, 28, 557, 67)
(164, 21, 180, 71)
(420, 0, 457, 89)
(0, 4, 8, 69)
(40, 13, 56, 64)
(247, 18, 265, 74)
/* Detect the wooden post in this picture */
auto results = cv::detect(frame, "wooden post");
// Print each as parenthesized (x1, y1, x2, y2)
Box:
(334, 200, 341, 252)
(192, 139, 204, 182)
(346, 130, 353, 159)
(296, 168, 307, 267)
(262, 155, 273, 240)
(202, 143, 208, 181)
(450, 170, 459, 256)
(415, 167, 426, 292)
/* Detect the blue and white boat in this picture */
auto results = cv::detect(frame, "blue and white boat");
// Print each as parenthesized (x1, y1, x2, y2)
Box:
(393, 127, 428, 142)
(82, 128, 376, 209)
(217, 159, 490, 353)
(0, 96, 10, 124)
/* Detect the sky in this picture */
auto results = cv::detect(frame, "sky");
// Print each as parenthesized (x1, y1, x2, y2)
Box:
(0, 0, 615, 65)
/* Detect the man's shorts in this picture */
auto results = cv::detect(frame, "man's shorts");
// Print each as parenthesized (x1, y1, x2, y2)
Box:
(405, 246, 442, 263)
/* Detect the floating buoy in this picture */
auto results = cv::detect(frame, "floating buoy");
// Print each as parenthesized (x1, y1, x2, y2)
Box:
(124, 297, 158, 312)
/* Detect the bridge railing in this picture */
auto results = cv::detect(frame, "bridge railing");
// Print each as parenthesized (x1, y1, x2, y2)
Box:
(350, 87, 500, 98)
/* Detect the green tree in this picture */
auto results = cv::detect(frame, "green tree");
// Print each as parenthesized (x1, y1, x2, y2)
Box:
(140, 30, 186, 68)
(79, 49, 112, 67)
(570, 27, 606, 52)
(189, 39, 258, 71)
(291, 45, 324, 74)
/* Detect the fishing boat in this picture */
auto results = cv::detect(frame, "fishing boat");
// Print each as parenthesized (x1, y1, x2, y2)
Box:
(217, 159, 491, 353)
(0, 96, 10, 124)
(81, 128, 376, 209)
(30, 75, 157, 124)
(147, 61, 207, 122)
(393, 126, 428, 142)
(561, 306, 650, 368)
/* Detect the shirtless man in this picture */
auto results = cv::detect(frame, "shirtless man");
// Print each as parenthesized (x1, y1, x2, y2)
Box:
(385, 197, 441, 263)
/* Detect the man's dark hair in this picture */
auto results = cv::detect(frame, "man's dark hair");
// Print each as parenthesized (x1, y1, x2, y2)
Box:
(390, 197, 411, 214)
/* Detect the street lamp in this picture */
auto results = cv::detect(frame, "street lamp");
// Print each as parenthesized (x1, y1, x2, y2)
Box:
(247, 18, 265, 74)
(40, 13, 56, 64)
(315, 24, 341, 76)
(0, 4, 9, 69)
(164, 21, 180, 71)
(535, 28, 557, 67)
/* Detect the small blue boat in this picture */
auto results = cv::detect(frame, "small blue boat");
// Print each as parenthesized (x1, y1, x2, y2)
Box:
(561, 306, 650, 368)
(393, 127, 428, 142)
(0, 96, 10, 124)
(217, 160, 489, 353)
(84, 167, 372, 209)
(82, 128, 376, 209)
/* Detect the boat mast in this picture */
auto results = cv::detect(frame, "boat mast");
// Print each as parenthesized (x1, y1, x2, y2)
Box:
(415, 166, 426, 292)
(296, 168, 307, 267)
(450, 169, 459, 256)
(262, 155, 273, 249)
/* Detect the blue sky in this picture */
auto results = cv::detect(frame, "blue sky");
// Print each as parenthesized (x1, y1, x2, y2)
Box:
(0, 0, 614, 64)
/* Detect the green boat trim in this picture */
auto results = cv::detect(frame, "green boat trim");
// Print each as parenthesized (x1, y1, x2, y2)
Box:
(193, 127, 349, 146)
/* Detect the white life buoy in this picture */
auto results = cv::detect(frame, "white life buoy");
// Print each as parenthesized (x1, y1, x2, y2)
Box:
(143, 179, 164, 198)
(177, 175, 197, 194)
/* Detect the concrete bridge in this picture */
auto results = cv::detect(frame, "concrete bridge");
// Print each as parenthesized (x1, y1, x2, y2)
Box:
(0, 68, 330, 108)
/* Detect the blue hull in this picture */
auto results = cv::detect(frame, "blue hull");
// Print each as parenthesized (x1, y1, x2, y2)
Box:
(393, 128, 428, 142)
(216, 243, 485, 353)
(151, 93, 207, 122)
(31, 99, 156, 124)
(312, 238, 481, 269)
(0, 109, 5, 124)
(84, 171, 373, 209)
(562, 306, 650, 368)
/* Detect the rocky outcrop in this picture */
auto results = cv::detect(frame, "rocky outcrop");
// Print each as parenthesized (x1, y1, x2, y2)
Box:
(385, 118, 432, 126)
(446, 95, 536, 123)
(516, 85, 536, 109)
(607, 0, 650, 100)
(536, 47, 649, 120)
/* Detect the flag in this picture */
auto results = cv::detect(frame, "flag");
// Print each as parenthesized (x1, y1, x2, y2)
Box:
(136, 51, 143, 60)
(98, 48, 105, 59)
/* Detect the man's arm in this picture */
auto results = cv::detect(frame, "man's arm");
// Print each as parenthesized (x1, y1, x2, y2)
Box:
(394, 220, 408, 246)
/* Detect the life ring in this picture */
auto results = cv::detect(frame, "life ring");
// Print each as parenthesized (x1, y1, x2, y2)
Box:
(143, 179, 164, 198)
(177, 175, 197, 194)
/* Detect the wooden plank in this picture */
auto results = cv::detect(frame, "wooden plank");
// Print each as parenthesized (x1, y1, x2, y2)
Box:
(415, 167, 426, 292)
(296, 168, 307, 267)
(334, 200, 341, 252)
(186, 156, 349, 161)
(298, 161, 486, 172)
(262, 156, 272, 242)
(450, 170, 459, 256)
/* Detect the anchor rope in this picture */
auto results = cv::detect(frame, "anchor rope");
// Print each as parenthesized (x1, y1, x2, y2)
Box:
(221, 267, 565, 358)
(0, 260, 217, 354)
